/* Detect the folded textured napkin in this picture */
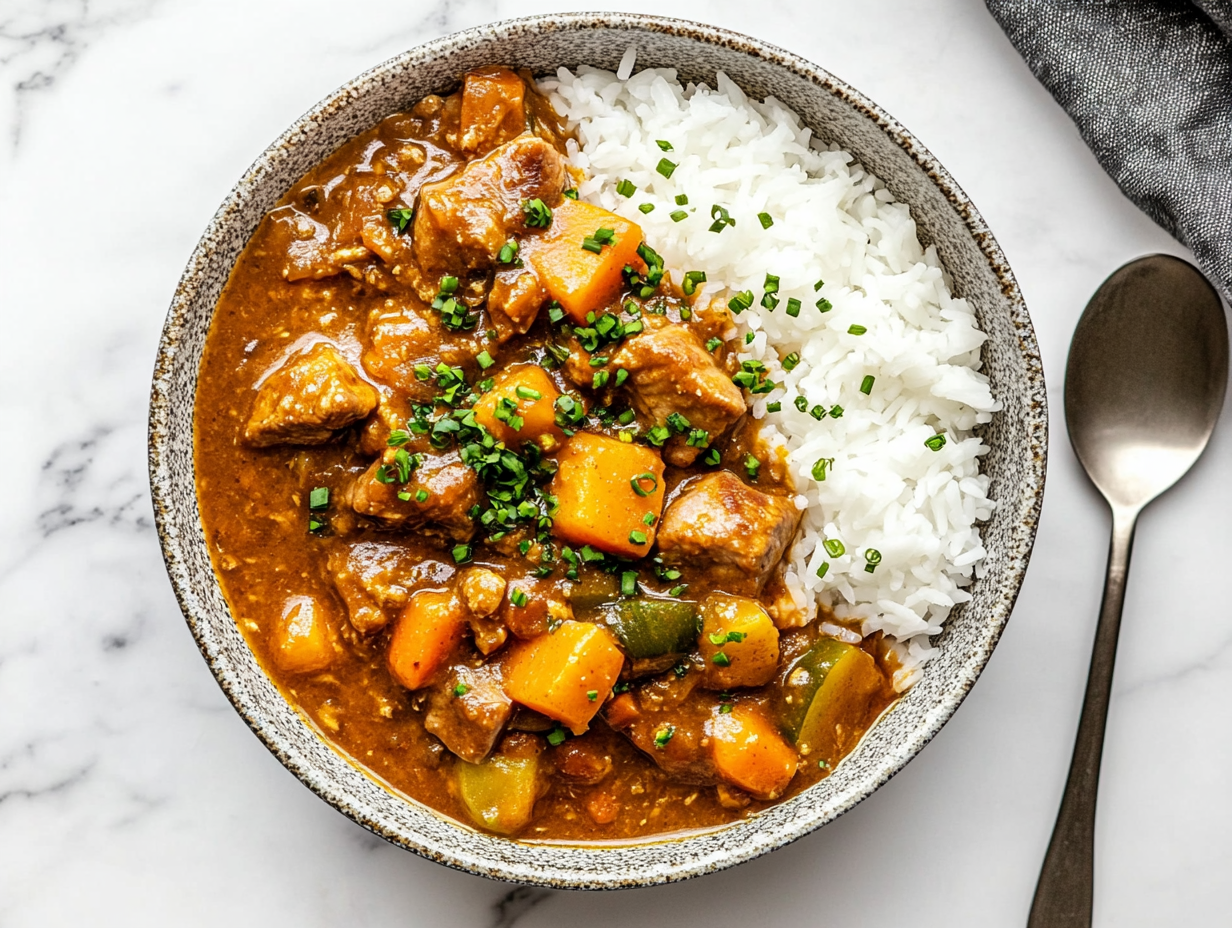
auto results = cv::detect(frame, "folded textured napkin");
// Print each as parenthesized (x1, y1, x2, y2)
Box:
(986, 0, 1232, 303)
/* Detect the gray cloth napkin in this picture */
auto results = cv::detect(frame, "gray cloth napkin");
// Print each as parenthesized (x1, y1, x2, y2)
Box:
(986, 0, 1232, 303)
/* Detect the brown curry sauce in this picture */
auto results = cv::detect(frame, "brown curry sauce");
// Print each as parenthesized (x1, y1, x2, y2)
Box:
(194, 68, 897, 842)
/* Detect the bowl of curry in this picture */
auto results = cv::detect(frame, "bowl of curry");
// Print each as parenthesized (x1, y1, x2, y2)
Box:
(149, 13, 1046, 887)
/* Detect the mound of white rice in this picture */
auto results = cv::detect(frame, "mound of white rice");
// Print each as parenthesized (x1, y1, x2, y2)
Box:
(539, 60, 1000, 689)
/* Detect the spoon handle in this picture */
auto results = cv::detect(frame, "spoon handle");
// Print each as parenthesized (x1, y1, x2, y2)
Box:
(1028, 504, 1138, 928)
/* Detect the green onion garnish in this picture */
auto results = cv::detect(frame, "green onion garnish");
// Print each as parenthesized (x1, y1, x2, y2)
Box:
(860, 375, 875, 395)
(670, 209, 688, 222)
(864, 548, 882, 573)
(656, 158, 677, 178)
(656, 140, 673, 151)
(308, 487, 329, 510)
(925, 433, 947, 452)
(758, 212, 774, 229)
(823, 538, 846, 558)
(386, 207, 414, 232)
(616, 179, 636, 197)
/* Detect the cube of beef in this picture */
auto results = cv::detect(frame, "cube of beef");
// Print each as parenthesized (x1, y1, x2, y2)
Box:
(656, 471, 802, 593)
(351, 450, 480, 541)
(609, 319, 746, 465)
(244, 343, 378, 447)
(424, 664, 513, 763)
(412, 135, 566, 278)
(328, 541, 429, 635)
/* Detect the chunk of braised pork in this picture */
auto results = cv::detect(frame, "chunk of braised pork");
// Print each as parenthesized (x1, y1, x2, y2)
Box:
(460, 567, 509, 655)
(457, 66, 529, 155)
(412, 135, 567, 279)
(267, 206, 373, 282)
(656, 471, 802, 594)
(244, 343, 378, 447)
(487, 267, 547, 342)
(608, 318, 746, 465)
(362, 302, 479, 398)
(351, 449, 480, 541)
(604, 671, 722, 785)
(328, 541, 446, 635)
(424, 664, 513, 763)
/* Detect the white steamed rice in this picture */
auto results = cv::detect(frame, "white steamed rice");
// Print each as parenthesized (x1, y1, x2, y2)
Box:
(539, 60, 1000, 689)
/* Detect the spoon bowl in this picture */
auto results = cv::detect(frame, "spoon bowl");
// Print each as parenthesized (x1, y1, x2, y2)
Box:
(1065, 254, 1227, 510)
(1031, 254, 1226, 927)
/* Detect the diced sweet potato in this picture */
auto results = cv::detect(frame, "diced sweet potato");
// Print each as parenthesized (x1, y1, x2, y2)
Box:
(503, 621, 624, 734)
(698, 593, 780, 689)
(710, 703, 798, 800)
(549, 433, 665, 558)
(522, 198, 644, 323)
(387, 589, 467, 691)
(270, 596, 335, 674)
(472, 364, 565, 450)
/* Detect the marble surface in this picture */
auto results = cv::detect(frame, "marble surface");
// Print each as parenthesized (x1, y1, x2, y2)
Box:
(1, 0, 1229, 925)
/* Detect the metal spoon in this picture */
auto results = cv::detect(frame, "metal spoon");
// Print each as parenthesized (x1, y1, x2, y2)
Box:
(1028, 254, 1227, 927)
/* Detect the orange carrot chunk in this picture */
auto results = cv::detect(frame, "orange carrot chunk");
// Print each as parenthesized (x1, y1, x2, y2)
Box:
(522, 198, 644, 323)
(710, 703, 798, 800)
(387, 589, 467, 691)
(549, 432, 666, 558)
(504, 621, 625, 734)
(472, 364, 566, 450)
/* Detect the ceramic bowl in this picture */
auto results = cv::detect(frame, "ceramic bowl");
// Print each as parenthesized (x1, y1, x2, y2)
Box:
(149, 12, 1047, 888)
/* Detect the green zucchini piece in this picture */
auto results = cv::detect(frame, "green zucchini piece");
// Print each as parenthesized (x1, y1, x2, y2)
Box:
(456, 754, 540, 834)
(777, 637, 885, 755)
(567, 571, 621, 616)
(606, 598, 701, 660)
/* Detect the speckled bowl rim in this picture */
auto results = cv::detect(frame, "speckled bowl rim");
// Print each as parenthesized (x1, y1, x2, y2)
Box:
(149, 12, 1047, 889)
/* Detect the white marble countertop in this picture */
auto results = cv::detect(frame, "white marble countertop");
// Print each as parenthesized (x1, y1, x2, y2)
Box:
(2, 1, 1229, 925)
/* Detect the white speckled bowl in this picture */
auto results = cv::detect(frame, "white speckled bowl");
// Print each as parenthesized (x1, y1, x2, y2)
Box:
(149, 13, 1047, 888)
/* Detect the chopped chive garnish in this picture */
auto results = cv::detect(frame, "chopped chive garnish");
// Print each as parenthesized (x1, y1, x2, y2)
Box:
(397, 490, 412, 502)
(638, 202, 655, 214)
(415, 489, 429, 502)
(744, 454, 760, 479)
(864, 548, 883, 573)
(628, 530, 648, 545)
(656, 158, 678, 178)
(745, 331, 755, 345)
(682, 270, 707, 296)
(758, 212, 774, 229)
(522, 198, 552, 228)
(711, 652, 731, 667)
(497, 240, 518, 264)
(816, 297, 833, 312)
(621, 570, 638, 597)
(702, 448, 721, 466)
(823, 538, 846, 558)
(510, 588, 528, 607)
(708, 204, 735, 233)
(439, 276, 459, 294)
(309, 487, 329, 510)
(670, 209, 688, 222)
(816, 561, 830, 579)
(547, 726, 567, 746)
(860, 375, 875, 395)
(615, 368, 629, 387)
(830, 405, 844, 419)
(814, 279, 826, 291)
(761, 293, 779, 311)
(763, 274, 780, 294)
(616, 178, 636, 197)
(794, 395, 809, 412)
(848, 324, 866, 335)
(654, 725, 675, 748)
(592, 370, 610, 389)
(515, 386, 542, 401)
(766, 401, 782, 412)
(728, 290, 754, 314)
(587, 690, 599, 702)
(675, 193, 689, 205)
(451, 544, 472, 564)
(786, 298, 801, 317)
(563, 188, 579, 200)
(476, 350, 494, 370)
(809, 404, 825, 420)
(925, 433, 947, 452)
(630, 472, 658, 496)
(642, 512, 656, 526)
(706, 337, 723, 352)
(308, 518, 324, 532)
(668, 584, 687, 597)
(386, 207, 414, 232)
(656, 139, 674, 151)
(453, 683, 470, 697)
(782, 352, 800, 371)
(811, 457, 834, 481)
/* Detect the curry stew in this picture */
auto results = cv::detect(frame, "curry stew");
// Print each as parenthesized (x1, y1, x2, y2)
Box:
(194, 67, 897, 841)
